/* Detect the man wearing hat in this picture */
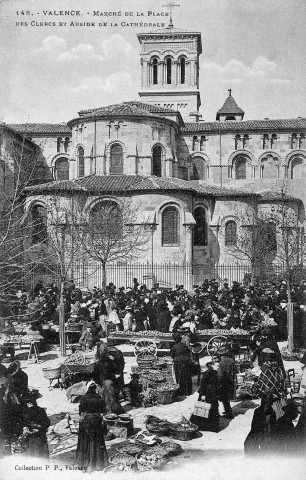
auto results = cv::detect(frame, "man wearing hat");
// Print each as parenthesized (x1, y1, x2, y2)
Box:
(217, 346, 236, 419)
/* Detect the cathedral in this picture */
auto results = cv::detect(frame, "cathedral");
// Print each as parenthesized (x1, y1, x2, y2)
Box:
(8, 22, 306, 287)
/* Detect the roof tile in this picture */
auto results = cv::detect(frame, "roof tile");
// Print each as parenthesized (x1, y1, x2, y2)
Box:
(183, 118, 306, 133)
(9, 123, 71, 135)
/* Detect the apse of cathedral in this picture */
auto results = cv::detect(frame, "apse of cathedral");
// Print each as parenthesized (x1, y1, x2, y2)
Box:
(9, 17, 306, 270)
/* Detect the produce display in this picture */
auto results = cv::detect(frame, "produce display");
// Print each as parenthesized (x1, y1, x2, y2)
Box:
(196, 328, 249, 336)
(111, 330, 172, 337)
(117, 444, 143, 455)
(64, 351, 85, 365)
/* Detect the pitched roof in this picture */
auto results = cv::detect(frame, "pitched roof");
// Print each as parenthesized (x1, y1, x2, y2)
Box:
(24, 180, 87, 194)
(24, 174, 261, 199)
(77, 102, 170, 119)
(75, 175, 143, 192)
(256, 189, 303, 204)
(190, 182, 260, 198)
(216, 94, 244, 120)
(183, 117, 306, 133)
(9, 123, 71, 135)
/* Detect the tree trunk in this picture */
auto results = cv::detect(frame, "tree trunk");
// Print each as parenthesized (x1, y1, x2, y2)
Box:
(59, 279, 66, 357)
(287, 288, 294, 353)
(102, 263, 106, 293)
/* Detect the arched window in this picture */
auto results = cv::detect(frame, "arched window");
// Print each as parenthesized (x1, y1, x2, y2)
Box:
(191, 157, 206, 180)
(180, 57, 186, 84)
(200, 136, 206, 151)
(235, 135, 241, 150)
(271, 134, 277, 149)
(152, 58, 158, 85)
(193, 207, 207, 246)
(291, 133, 298, 149)
(110, 144, 123, 174)
(290, 156, 306, 179)
(235, 157, 247, 179)
(162, 206, 179, 246)
(64, 137, 70, 153)
(32, 205, 48, 244)
(299, 134, 305, 149)
(57, 137, 62, 153)
(90, 201, 122, 241)
(55, 157, 69, 181)
(266, 222, 277, 253)
(78, 147, 85, 177)
(260, 155, 279, 179)
(243, 135, 249, 148)
(263, 134, 269, 149)
(152, 145, 162, 177)
(166, 58, 172, 84)
(192, 136, 198, 151)
(225, 220, 237, 246)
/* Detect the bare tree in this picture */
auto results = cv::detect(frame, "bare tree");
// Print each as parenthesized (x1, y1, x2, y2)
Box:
(258, 190, 305, 352)
(0, 124, 50, 316)
(75, 197, 151, 292)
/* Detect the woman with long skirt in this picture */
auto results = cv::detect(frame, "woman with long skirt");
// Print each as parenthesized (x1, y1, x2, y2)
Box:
(76, 382, 108, 473)
(170, 334, 192, 396)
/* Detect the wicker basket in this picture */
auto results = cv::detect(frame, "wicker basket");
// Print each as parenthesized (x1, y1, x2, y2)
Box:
(169, 423, 198, 441)
(156, 388, 177, 405)
(42, 366, 62, 380)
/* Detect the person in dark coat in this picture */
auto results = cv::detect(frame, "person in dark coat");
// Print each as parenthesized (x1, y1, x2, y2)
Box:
(18, 393, 51, 459)
(76, 382, 108, 473)
(156, 304, 172, 333)
(244, 393, 276, 456)
(170, 335, 192, 396)
(6, 361, 28, 401)
(217, 347, 236, 419)
(191, 361, 220, 432)
(271, 402, 299, 455)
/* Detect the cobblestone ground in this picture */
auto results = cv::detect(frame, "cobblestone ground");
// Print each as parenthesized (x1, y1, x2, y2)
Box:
(1, 343, 304, 480)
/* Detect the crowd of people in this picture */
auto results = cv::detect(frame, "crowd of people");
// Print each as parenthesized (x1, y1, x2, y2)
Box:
(0, 276, 305, 469)
(1, 277, 306, 350)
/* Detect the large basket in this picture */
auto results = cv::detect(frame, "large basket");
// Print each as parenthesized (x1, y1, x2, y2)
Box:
(42, 366, 62, 380)
(156, 388, 177, 405)
(169, 423, 198, 441)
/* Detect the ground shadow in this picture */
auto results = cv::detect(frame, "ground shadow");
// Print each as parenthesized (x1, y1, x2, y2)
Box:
(49, 411, 68, 426)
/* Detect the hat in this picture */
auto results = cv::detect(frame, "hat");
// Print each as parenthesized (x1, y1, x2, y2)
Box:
(125, 306, 132, 310)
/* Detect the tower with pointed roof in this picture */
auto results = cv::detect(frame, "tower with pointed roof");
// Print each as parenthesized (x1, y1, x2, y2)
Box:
(137, 15, 202, 123)
(216, 89, 245, 121)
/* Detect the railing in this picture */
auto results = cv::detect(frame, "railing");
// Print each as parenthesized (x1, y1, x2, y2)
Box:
(20, 262, 288, 292)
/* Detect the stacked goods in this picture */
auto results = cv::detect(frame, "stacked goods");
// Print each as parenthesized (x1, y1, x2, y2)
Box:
(64, 351, 95, 374)
(112, 331, 172, 337)
(196, 328, 249, 336)
(138, 358, 177, 405)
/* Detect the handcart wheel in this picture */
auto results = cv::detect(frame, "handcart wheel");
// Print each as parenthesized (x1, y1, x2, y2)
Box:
(134, 340, 157, 357)
(206, 335, 228, 356)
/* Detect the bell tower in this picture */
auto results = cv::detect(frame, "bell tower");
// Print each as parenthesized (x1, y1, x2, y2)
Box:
(137, 9, 202, 123)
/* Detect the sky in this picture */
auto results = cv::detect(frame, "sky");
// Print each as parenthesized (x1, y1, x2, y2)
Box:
(0, 0, 305, 124)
